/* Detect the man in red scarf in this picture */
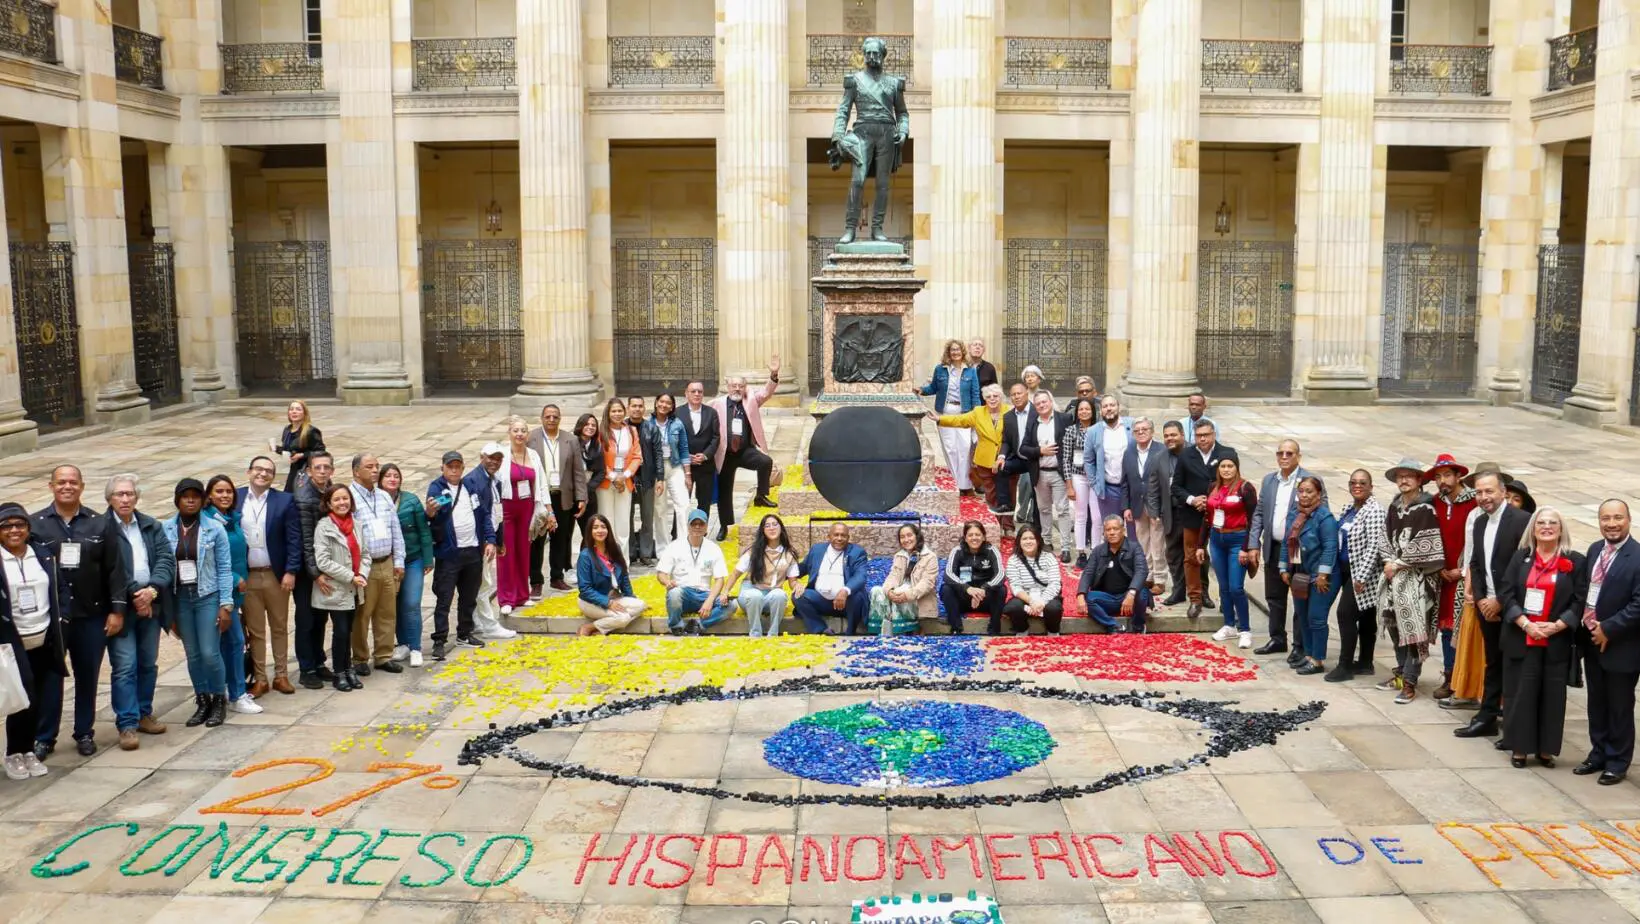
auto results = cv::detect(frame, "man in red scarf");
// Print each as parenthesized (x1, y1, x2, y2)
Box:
(1426, 454, 1478, 701)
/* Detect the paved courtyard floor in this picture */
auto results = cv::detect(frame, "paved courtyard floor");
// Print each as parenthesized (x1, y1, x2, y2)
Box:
(2, 401, 1640, 923)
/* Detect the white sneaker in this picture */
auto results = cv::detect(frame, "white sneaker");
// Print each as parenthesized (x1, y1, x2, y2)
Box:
(500, 605, 513, 617)
(409, 650, 423, 668)
(21, 753, 47, 777)
(1212, 625, 1236, 642)
(481, 627, 518, 640)
(1238, 632, 1254, 649)
(391, 645, 410, 662)
(3, 754, 26, 781)
(230, 694, 264, 715)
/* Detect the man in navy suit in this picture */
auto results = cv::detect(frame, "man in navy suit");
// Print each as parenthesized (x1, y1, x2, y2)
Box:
(793, 522, 870, 634)
(237, 455, 303, 697)
(1575, 499, 1640, 785)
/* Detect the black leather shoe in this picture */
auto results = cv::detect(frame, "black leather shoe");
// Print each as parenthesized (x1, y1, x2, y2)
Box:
(1494, 739, 1509, 751)
(374, 660, 404, 674)
(1161, 591, 1186, 607)
(1599, 771, 1627, 786)
(299, 671, 323, 690)
(333, 675, 352, 692)
(75, 736, 96, 757)
(1573, 759, 1604, 775)
(1202, 597, 1217, 610)
(1453, 718, 1499, 739)
(353, 662, 371, 677)
(1352, 661, 1376, 676)
(344, 670, 363, 691)
(1075, 552, 1088, 569)
(716, 527, 729, 542)
(1323, 663, 1353, 682)
(316, 666, 338, 681)
(32, 741, 52, 761)
(1286, 647, 1307, 666)
(185, 693, 210, 728)
(753, 495, 777, 508)
(1187, 602, 1202, 619)
(1538, 755, 1556, 768)
(1253, 639, 1288, 655)
(1510, 755, 1528, 769)
(1295, 662, 1325, 676)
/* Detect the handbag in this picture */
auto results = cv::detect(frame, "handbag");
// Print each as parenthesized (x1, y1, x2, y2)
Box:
(0, 644, 31, 717)
(1289, 572, 1312, 601)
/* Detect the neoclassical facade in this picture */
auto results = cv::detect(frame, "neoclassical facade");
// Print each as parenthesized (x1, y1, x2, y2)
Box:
(0, 0, 1630, 456)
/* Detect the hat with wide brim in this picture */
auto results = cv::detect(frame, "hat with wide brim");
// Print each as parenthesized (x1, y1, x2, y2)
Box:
(1383, 458, 1428, 483)
(1506, 480, 1537, 514)
(1462, 461, 1514, 488)
(1423, 453, 1469, 481)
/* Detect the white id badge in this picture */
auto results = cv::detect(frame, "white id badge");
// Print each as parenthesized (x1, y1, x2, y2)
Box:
(549, 471, 561, 488)
(1524, 587, 1546, 615)
(959, 567, 973, 584)
(731, 418, 745, 436)
(470, 494, 481, 510)
(1212, 509, 1225, 529)
(1588, 583, 1602, 607)
(59, 542, 81, 569)
(1072, 450, 1085, 468)
(517, 481, 531, 500)
(178, 560, 198, 584)
(1292, 546, 1302, 566)
(15, 586, 38, 613)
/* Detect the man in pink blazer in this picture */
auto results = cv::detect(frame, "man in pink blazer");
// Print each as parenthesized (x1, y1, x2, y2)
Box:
(709, 353, 781, 541)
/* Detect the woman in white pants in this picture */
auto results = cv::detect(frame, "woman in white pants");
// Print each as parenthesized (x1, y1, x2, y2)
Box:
(918, 340, 981, 493)
(1063, 398, 1101, 566)
(652, 394, 693, 546)
(594, 398, 644, 553)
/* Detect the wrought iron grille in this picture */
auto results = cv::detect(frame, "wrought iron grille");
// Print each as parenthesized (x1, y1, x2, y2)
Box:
(127, 242, 182, 407)
(232, 241, 335, 394)
(806, 34, 914, 88)
(807, 235, 909, 394)
(1531, 244, 1583, 407)
(219, 43, 323, 94)
(10, 242, 81, 429)
(1003, 37, 1111, 89)
(0, 0, 57, 64)
(607, 36, 713, 88)
(411, 37, 515, 91)
(1197, 240, 1295, 393)
(421, 239, 521, 394)
(1379, 243, 1479, 396)
(1547, 28, 1597, 91)
(1201, 39, 1302, 92)
(1389, 45, 1490, 96)
(1004, 239, 1108, 394)
(613, 238, 716, 395)
(113, 25, 164, 89)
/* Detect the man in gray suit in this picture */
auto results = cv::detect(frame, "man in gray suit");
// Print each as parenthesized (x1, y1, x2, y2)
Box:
(1247, 438, 1310, 660)
(1121, 418, 1170, 597)
(527, 404, 588, 593)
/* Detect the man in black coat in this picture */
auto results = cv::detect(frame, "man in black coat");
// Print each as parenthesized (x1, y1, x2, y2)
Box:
(1170, 418, 1235, 619)
(680, 380, 720, 517)
(996, 382, 1036, 523)
(1575, 499, 1640, 785)
(1455, 467, 1529, 738)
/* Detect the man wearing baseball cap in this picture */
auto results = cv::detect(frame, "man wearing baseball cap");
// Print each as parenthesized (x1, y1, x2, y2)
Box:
(1426, 453, 1478, 702)
(426, 449, 497, 659)
(468, 443, 518, 642)
(655, 509, 734, 635)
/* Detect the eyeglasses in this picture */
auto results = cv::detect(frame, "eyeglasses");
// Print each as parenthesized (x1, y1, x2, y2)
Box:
(0, 521, 26, 531)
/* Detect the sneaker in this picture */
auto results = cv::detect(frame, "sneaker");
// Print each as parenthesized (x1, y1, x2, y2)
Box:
(4, 754, 28, 780)
(1395, 683, 1418, 705)
(500, 605, 513, 617)
(230, 694, 264, 715)
(391, 645, 410, 662)
(20, 753, 47, 777)
(1375, 672, 1403, 691)
(480, 627, 518, 640)
(1212, 625, 1237, 642)
(431, 642, 447, 661)
(1238, 632, 1253, 649)
(455, 636, 485, 649)
(409, 650, 423, 668)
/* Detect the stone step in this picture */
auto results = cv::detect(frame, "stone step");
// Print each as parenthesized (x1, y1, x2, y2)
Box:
(508, 611, 1216, 636)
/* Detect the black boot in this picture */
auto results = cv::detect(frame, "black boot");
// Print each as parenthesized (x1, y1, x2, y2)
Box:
(204, 694, 227, 728)
(185, 694, 210, 728)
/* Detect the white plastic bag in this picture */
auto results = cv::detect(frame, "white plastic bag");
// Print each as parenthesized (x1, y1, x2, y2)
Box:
(0, 645, 29, 716)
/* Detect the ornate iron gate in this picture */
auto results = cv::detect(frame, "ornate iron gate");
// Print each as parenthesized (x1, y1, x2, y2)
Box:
(807, 235, 909, 394)
(10, 242, 82, 429)
(232, 241, 335, 395)
(1531, 243, 1583, 407)
(1379, 243, 1479, 395)
(613, 238, 716, 395)
(1197, 240, 1295, 393)
(1004, 239, 1108, 393)
(128, 242, 182, 406)
(421, 239, 521, 394)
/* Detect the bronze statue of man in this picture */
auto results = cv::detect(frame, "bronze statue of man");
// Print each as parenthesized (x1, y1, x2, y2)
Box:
(829, 36, 910, 245)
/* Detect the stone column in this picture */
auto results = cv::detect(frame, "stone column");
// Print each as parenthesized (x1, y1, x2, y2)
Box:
(512, 0, 603, 416)
(1105, 0, 1135, 389)
(1478, 0, 1552, 405)
(326, 0, 411, 404)
(718, 0, 794, 402)
(1122, 0, 1200, 398)
(1300, 0, 1382, 403)
(1564, 5, 1640, 426)
(928, 0, 1000, 348)
(0, 142, 39, 456)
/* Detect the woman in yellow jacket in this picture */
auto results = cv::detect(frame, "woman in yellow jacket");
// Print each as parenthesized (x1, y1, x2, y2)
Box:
(937, 383, 1007, 512)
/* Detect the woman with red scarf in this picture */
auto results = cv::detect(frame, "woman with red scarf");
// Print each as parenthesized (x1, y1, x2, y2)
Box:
(1499, 506, 1585, 768)
(312, 484, 371, 693)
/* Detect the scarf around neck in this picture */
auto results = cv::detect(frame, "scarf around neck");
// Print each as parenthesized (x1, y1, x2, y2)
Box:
(1286, 480, 1323, 567)
(330, 512, 361, 574)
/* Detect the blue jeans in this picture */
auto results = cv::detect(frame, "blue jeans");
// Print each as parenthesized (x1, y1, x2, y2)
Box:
(108, 613, 162, 731)
(1209, 530, 1251, 632)
(1441, 626, 1455, 674)
(219, 606, 247, 701)
(738, 586, 789, 637)
(396, 558, 426, 652)
(1084, 589, 1150, 631)
(1293, 571, 1341, 662)
(666, 586, 734, 630)
(175, 586, 227, 695)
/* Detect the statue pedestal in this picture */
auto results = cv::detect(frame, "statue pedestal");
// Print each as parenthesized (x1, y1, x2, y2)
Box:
(811, 244, 928, 420)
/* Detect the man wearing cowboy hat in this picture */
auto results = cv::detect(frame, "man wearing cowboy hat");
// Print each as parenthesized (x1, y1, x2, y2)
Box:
(1454, 462, 1528, 738)
(1377, 458, 1448, 704)
(1426, 453, 1479, 702)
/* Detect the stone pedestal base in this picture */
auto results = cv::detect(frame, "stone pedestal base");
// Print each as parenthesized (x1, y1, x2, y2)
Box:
(511, 371, 604, 419)
(813, 247, 927, 416)
(0, 419, 38, 458)
(1118, 371, 1201, 400)
(1563, 394, 1619, 427)
(342, 386, 413, 406)
(93, 393, 151, 427)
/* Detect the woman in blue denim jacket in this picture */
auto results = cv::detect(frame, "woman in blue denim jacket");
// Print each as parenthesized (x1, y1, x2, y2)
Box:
(204, 475, 260, 716)
(919, 340, 983, 494)
(1279, 476, 1340, 677)
(651, 394, 693, 548)
(162, 478, 235, 729)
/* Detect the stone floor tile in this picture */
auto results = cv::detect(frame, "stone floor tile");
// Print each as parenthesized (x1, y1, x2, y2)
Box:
(1328, 726, 1443, 771)
(638, 734, 730, 780)
(1058, 781, 1161, 832)
(1256, 828, 1400, 900)
(1340, 824, 1500, 894)
(356, 901, 470, 924)
(1215, 773, 1341, 829)
(613, 780, 716, 835)
(1101, 901, 1214, 923)
(155, 895, 274, 924)
(1137, 774, 1249, 832)
(1508, 889, 1638, 923)
(1271, 732, 1369, 773)
(251, 897, 374, 923)
(0, 767, 152, 824)
(1412, 891, 1535, 924)
(1204, 899, 1322, 923)
(1294, 771, 1426, 825)
(707, 780, 799, 834)
(525, 778, 631, 834)
(1379, 768, 1509, 823)
(995, 904, 1110, 923)
(434, 777, 554, 832)
(1304, 894, 1424, 923)
(1454, 768, 1594, 823)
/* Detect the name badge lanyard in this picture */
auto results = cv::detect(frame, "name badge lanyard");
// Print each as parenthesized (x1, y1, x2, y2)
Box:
(176, 522, 198, 585)
(4, 555, 39, 614)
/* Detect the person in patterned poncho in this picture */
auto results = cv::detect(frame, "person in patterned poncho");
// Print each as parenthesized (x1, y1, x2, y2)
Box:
(1375, 458, 1448, 704)
(1427, 454, 1479, 701)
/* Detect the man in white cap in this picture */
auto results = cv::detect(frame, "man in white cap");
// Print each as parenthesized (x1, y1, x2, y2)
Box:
(470, 442, 518, 641)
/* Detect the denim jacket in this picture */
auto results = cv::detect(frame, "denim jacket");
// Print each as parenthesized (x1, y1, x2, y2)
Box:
(577, 547, 636, 609)
(160, 515, 235, 609)
(919, 365, 982, 414)
(1278, 505, 1339, 577)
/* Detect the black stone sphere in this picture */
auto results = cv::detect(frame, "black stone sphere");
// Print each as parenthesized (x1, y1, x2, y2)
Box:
(807, 406, 922, 514)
